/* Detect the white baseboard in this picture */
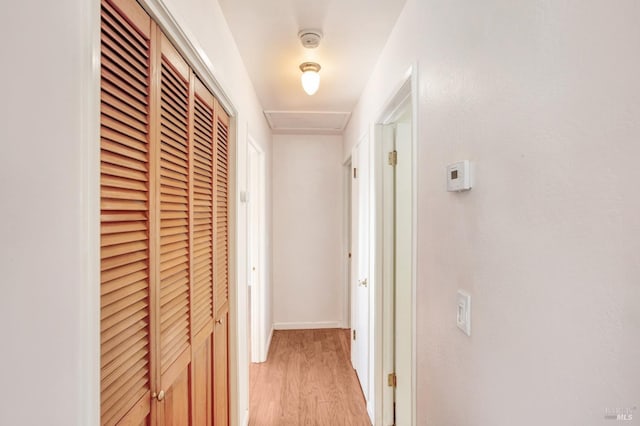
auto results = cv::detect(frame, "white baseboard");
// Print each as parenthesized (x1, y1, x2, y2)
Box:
(263, 325, 274, 362)
(273, 321, 342, 330)
(367, 401, 375, 425)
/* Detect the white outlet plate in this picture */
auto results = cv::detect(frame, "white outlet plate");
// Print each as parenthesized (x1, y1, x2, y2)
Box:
(456, 290, 471, 336)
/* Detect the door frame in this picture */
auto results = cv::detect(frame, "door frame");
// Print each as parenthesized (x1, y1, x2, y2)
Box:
(343, 157, 353, 330)
(90, 0, 242, 423)
(373, 65, 418, 425)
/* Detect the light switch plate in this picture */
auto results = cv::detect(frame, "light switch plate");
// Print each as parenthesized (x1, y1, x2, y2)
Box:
(456, 290, 471, 336)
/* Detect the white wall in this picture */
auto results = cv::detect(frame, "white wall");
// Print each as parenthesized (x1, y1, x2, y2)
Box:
(345, 0, 640, 424)
(0, 0, 272, 424)
(0, 0, 99, 424)
(273, 134, 345, 329)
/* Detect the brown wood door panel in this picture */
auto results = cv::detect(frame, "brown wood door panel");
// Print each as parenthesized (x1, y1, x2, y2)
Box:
(101, 1, 231, 424)
(100, 0, 152, 424)
(190, 77, 216, 426)
(158, 367, 191, 426)
(213, 309, 229, 426)
(192, 334, 213, 426)
(155, 31, 193, 426)
(214, 104, 230, 316)
(116, 396, 151, 426)
(192, 78, 216, 338)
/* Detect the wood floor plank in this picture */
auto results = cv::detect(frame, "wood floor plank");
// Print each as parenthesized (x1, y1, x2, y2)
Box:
(249, 329, 371, 426)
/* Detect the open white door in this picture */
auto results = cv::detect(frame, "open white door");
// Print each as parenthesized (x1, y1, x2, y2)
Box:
(394, 121, 413, 425)
(248, 141, 267, 363)
(376, 70, 417, 426)
(351, 136, 371, 405)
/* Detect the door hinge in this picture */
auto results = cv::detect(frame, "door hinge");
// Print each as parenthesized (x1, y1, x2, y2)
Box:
(387, 373, 397, 387)
(353, 329, 356, 340)
(388, 150, 397, 166)
(353, 167, 357, 178)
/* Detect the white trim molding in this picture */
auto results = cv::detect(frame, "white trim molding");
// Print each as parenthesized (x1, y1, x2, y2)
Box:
(138, 0, 236, 117)
(81, 0, 101, 424)
(273, 321, 343, 330)
(372, 63, 419, 426)
(265, 326, 274, 360)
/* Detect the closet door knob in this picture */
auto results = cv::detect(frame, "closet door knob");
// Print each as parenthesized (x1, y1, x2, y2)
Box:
(215, 319, 223, 325)
(156, 390, 165, 401)
(358, 278, 368, 287)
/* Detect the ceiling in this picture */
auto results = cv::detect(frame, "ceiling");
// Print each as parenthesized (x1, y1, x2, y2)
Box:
(217, 0, 407, 133)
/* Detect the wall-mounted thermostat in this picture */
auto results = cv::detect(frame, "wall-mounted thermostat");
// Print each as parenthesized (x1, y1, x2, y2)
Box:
(447, 160, 472, 192)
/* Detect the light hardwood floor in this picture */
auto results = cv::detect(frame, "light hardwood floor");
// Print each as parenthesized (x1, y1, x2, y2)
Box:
(249, 329, 372, 426)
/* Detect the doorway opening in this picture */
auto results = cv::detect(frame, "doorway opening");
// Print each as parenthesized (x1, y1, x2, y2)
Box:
(374, 67, 417, 425)
(248, 138, 267, 363)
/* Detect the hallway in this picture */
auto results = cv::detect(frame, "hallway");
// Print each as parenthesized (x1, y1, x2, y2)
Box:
(2, 0, 640, 424)
(249, 329, 371, 426)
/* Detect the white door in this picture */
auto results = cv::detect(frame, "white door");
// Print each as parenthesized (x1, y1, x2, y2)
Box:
(382, 118, 414, 425)
(248, 141, 266, 363)
(379, 80, 415, 425)
(394, 122, 413, 425)
(351, 137, 370, 403)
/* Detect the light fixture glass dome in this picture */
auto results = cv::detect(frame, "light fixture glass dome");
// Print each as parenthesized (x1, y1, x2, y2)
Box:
(300, 62, 321, 95)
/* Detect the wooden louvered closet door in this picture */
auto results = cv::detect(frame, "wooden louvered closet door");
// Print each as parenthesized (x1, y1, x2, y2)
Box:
(213, 102, 230, 426)
(100, 0, 153, 424)
(191, 78, 217, 426)
(154, 32, 193, 425)
(100, 0, 231, 425)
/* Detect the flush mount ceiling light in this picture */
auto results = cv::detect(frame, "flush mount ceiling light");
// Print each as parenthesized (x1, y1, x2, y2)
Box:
(298, 29, 323, 95)
(299, 62, 321, 96)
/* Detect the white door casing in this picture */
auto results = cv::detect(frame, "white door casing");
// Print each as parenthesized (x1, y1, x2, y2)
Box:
(376, 67, 417, 426)
(344, 160, 353, 330)
(351, 146, 359, 369)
